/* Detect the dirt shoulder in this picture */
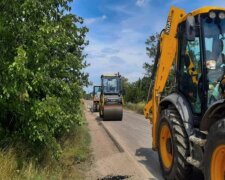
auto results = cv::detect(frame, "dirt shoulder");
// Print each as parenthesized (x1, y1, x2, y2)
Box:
(84, 101, 151, 180)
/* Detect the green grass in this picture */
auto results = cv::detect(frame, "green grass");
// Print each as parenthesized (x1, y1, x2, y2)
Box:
(0, 104, 91, 180)
(125, 102, 145, 114)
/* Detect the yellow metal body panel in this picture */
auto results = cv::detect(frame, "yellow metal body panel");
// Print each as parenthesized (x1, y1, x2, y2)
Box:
(102, 73, 120, 77)
(189, 6, 225, 16)
(144, 6, 186, 150)
(179, 6, 225, 23)
(144, 6, 225, 150)
(185, 50, 199, 85)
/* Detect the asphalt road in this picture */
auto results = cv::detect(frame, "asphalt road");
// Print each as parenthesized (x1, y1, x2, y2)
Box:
(101, 110, 163, 179)
(85, 100, 204, 180)
(86, 100, 163, 179)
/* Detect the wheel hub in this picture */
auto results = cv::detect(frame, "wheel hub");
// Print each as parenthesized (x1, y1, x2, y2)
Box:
(160, 123, 173, 169)
(211, 145, 225, 180)
(166, 138, 172, 154)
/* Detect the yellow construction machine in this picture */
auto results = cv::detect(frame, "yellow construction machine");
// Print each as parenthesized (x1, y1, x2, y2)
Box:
(99, 73, 123, 121)
(92, 85, 101, 112)
(144, 6, 225, 180)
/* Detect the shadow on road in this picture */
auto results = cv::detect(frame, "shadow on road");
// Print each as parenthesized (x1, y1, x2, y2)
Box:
(135, 147, 204, 180)
(95, 116, 122, 122)
(95, 116, 101, 121)
(135, 148, 163, 180)
(95, 116, 103, 126)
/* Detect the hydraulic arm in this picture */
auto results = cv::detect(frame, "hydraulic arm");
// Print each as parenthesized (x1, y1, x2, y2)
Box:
(144, 7, 186, 150)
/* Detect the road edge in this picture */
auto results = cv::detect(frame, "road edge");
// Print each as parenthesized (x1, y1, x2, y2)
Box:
(99, 121, 125, 153)
(85, 102, 125, 153)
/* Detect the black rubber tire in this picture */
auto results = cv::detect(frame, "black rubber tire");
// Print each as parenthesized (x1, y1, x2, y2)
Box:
(203, 119, 225, 180)
(157, 107, 192, 180)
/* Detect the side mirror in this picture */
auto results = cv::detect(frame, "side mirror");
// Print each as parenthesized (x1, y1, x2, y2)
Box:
(186, 16, 196, 41)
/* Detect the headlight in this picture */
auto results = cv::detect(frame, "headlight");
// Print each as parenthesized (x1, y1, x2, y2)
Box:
(209, 11, 216, 19)
(219, 12, 225, 19)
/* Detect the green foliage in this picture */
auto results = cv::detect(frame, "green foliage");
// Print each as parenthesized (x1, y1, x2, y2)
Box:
(144, 33, 160, 76)
(0, 0, 88, 158)
(83, 91, 92, 100)
(122, 77, 149, 103)
(125, 102, 145, 114)
(0, 112, 91, 179)
(146, 33, 160, 59)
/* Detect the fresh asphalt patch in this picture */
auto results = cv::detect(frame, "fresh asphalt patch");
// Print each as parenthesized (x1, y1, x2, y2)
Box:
(98, 175, 131, 180)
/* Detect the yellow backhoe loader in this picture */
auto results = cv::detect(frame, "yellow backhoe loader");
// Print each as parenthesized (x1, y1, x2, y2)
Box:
(144, 6, 225, 180)
(92, 85, 101, 112)
(99, 73, 123, 121)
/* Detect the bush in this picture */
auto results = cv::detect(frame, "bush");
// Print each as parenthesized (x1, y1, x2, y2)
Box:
(0, 120, 91, 179)
(125, 102, 145, 114)
(0, 0, 88, 158)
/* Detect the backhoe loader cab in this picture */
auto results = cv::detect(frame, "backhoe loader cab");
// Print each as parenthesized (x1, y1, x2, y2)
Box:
(99, 73, 123, 121)
(92, 85, 101, 112)
(144, 6, 225, 180)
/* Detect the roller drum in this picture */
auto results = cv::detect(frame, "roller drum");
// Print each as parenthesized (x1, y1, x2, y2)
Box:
(103, 105, 123, 121)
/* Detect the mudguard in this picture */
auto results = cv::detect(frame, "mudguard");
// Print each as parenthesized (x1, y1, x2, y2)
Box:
(200, 99, 225, 131)
(159, 93, 194, 136)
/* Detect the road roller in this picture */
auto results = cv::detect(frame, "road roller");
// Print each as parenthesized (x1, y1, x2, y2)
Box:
(92, 85, 101, 112)
(99, 73, 123, 121)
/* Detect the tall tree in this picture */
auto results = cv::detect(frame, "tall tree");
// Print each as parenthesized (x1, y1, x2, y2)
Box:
(0, 0, 88, 158)
(144, 33, 160, 76)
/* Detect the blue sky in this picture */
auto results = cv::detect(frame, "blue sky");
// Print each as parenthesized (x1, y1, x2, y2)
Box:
(71, 0, 225, 92)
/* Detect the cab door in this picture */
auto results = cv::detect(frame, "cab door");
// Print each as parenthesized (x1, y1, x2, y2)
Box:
(178, 23, 202, 114)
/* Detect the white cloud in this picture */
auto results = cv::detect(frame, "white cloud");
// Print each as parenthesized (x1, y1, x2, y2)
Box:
(101, 48, 120, 54)
(102, 15, 107, 20)
(82, 1, 168, 92)
(85, 15, 107, 25)
(85, 18, 97, 25)
(106, 3, 136, 16)
(84, 31, 148, 88)
(136, 0, 149, 7)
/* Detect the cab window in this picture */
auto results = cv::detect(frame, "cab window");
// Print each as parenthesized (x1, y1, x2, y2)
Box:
(178, 24, 202, 113)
